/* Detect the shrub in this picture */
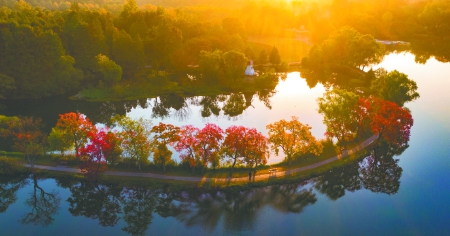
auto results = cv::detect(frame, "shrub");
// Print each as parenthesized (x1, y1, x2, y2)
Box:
(0, 157, 28, 175)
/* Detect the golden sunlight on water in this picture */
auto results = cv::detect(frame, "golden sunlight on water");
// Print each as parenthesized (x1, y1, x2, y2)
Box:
(262, 72, 327, 163)
(129, 72, 327, 165)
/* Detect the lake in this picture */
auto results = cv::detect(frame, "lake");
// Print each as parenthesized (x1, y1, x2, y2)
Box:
(1, 52, 450, 235)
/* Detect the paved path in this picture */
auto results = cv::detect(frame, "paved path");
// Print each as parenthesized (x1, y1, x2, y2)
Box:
(27, 134, 379, 183)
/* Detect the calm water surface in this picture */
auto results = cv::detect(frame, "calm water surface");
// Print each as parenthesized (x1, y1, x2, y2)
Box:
(1, 53, 450, 235)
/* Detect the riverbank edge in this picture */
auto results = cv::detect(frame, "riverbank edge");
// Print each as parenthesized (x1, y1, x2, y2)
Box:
(24, 134, 379, 187)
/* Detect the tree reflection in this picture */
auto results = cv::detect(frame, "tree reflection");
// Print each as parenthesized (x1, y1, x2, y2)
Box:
(198, 96, 221, 117)
(21, 174, 60, 226)
(360, 143, 404, 195)
(121, 187, 157, 236)
(0, 175, 27, 213)
(267, 183, 317, 213)
(409, 39, 450, 64)
(67, 181, 122, 227)
(314, 163, 362, 200)
(222, 93, 247, 117)
(314, 143, 406, 200)
(174, 183, 316, 233)
(149, 94, 191, 120)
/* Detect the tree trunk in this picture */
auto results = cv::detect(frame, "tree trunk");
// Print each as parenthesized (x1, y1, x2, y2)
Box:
(27, 154, 35, 169)
(162, 156, 166, 173)
(230, 156, 237, 176)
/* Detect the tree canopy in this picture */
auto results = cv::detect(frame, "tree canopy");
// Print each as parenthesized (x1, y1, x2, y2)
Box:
(266, 116, 323, 166)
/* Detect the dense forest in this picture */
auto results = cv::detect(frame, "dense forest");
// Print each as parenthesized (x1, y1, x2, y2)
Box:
(0, 0, 448, 100)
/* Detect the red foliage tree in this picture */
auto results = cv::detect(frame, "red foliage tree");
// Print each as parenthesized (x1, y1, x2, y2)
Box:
(222, 126, 268, 175)
(55, 112, 96, 157)
(222, 126, 247, 174)
(196, 123, 224, 171)
(79, 128, 120, 181)
(174, 125, 199, 172)
(242, 128, 269, 169)
(358, 97, 413, 148)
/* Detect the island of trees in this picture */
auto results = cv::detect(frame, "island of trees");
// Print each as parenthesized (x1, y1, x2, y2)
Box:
(0, 0, 447, 101)
(0, 0, 437, 183)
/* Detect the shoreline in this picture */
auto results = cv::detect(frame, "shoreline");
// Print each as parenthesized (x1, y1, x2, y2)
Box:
(25, 134, 379, 183)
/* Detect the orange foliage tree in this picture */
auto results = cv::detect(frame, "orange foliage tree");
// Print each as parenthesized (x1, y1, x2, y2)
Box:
(151, 122, 180, 173)
(266, 116, 323, 166)
(357, 97, 413, 148)
(55, 112, 96, 158)
(3, 116, 46, 169)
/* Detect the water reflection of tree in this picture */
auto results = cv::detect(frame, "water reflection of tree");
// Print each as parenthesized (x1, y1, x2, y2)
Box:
(300, 66, 372, 94)
(314, 163, 362, 200)
(21, 174, 60, 226)
(222, 93, 247, 117)
(360, 143, 405, 195)
(120, 187, 158, 236)
(267, 183, 317, 213)
(174, 184, 317, 233)
(0, 175, 27, 213)
(198, 95, 221, 117)
(409, 39, 450, 64)
(150, 94, 191, 120)
(67, 181, 122, 227)
(314, 143, 405, 200)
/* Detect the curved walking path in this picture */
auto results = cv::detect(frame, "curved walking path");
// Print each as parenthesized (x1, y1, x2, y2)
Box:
(27, 134, 379, 183)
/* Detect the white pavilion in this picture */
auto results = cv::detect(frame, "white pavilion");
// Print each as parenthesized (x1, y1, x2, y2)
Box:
(244, 60, 255, 76)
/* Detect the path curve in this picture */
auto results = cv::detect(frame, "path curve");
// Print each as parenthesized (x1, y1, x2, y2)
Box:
(27, 134, 379, 183)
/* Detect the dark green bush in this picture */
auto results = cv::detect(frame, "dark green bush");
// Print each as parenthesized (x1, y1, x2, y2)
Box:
(0, 157, 28, 175)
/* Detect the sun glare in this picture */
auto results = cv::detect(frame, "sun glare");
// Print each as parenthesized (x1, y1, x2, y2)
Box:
(275, 72, 314, 95)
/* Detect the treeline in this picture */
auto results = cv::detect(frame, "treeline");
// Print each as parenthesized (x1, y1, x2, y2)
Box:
(0, 112, 325, 179)
(302, 0, 450, 44)
(0, 0, 285, 99)
(0, 0, 447, 99)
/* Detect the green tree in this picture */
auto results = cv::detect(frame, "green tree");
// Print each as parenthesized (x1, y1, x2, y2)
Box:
(0, 23, 82, 98)
(63, 11, 107, 73)
(317, 89, 360, 145)
(222, 50, 247, 82)
(244, 46, 256, 61)
(95, 54, 122, 87)
(111, 29, 145, 75)
(48, 127, 72, 157)
(257, 49, 268, 65)
(419, 0, 450, 36)
(370, 69, 420, 106)
(111, 115, 152, 171)
(269, 46, 281, 65)
(306, 26, 384, 69)
(199, 50, 222, 84)
(0, 73, 15, 99)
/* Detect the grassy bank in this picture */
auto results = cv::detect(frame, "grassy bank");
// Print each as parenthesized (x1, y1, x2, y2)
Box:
(1, 134, 375, 190)
(73, 69, 279, 102)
